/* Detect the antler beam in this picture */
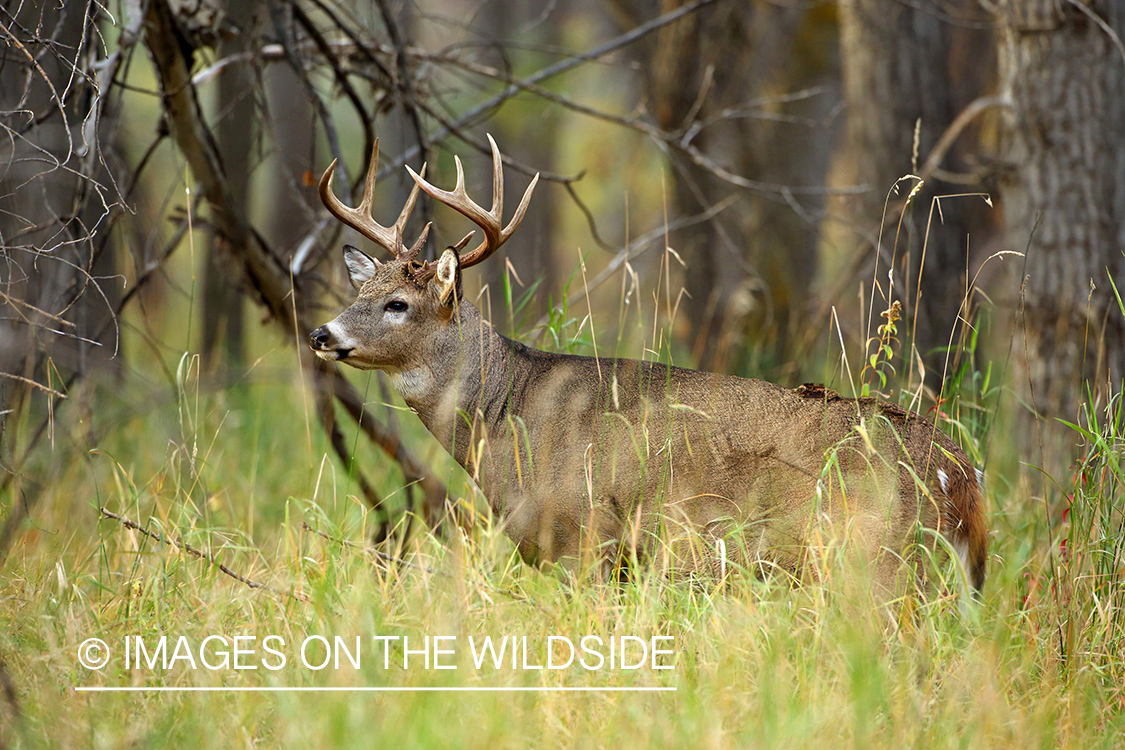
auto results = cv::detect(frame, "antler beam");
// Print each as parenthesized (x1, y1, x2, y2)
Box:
(318, 140, 430, 260)
(405, 134, 539, 268)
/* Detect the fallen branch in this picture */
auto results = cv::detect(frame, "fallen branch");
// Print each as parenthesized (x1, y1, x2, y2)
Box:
(299, 522, 441, 576)
(98, 507, 308, 602)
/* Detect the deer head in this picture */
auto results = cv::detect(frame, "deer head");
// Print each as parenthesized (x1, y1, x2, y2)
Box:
(308, 136, 539, 372)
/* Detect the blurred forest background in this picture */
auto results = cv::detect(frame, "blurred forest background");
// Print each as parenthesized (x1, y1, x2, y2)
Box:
(1, 0, 1123, 546)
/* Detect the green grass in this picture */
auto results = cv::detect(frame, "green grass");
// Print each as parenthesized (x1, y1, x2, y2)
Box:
(2, 348, 1124, 749)
(2, 277, 1124, 749)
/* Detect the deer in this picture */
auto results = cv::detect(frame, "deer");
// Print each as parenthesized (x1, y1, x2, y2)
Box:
(309, 136, 989, 593)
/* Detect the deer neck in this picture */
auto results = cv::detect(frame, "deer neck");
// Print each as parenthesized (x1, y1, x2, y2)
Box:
(390, 301, 525, 471)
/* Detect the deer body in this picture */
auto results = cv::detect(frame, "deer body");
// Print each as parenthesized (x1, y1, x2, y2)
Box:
(309, 138, 988, 590)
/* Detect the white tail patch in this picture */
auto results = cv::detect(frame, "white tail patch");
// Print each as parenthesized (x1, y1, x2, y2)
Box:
(954, 538, 970, 584)
(937, 468, 950, 494)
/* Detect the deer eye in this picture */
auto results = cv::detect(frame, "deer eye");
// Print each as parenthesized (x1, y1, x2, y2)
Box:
(385, 300, 408, 313)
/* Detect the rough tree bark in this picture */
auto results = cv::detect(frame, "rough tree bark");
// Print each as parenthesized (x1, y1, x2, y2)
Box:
(993, 0, 1125, 422)
(0, 1, 120, 443)
(826, 0, 989, 374)
(200, 0, 255, 373)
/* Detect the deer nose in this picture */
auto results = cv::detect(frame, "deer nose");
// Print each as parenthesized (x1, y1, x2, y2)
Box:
(309, 326, 331, 349)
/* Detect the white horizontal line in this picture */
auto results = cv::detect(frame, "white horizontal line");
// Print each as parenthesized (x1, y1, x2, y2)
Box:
(74, 686, 676, 693)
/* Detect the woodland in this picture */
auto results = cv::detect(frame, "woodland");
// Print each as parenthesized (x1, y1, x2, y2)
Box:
(1, 1, 1124, 747)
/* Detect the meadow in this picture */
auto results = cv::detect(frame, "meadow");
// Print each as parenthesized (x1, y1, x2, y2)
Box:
(1, 258, 1123, 750)
(3, 0, 1123, 745)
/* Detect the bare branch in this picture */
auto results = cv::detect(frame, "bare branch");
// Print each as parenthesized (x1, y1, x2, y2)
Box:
(362, 0, 723, 179)
(98, 507, 308, 601)
(299, 522, 440, 575)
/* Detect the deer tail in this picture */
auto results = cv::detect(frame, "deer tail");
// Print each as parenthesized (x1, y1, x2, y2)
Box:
(936, 464, 989, 592)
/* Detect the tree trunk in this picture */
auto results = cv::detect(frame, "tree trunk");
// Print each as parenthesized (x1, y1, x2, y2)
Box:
(262, 56, 317, 257)
(604, 0, 837, 371)
(0, 1, 119, 440)
(201, 0, 256, 374)
(475, 0, 559, 332)
(825, 0, 989, 374)
(141, 0, 452, 528)
(994, 0, 1125, 423)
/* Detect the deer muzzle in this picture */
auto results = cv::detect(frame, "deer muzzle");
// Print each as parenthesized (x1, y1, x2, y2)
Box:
(308, 324, 352, 361)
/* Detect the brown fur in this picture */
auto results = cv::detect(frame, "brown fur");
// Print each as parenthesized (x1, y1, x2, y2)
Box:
(310, 249, 989, 592)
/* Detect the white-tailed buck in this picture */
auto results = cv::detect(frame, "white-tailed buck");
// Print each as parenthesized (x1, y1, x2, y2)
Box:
(310, 137, 988, 592)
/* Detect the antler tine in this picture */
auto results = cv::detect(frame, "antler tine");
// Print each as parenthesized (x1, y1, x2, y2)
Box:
(318, 140, 429, 260)
(356, 139, 379, 216)
(488, 133, 503, 216)
(403, 221, 432, 260)
(405, 134, 539, 269)
(394, 163, 428, 259)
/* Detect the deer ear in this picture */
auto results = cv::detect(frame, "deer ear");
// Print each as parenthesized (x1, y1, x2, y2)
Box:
(435, 248, 462, 307)
(343, 245, 380, 291)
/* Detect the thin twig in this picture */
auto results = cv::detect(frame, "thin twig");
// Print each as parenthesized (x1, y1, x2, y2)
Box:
(373, 0, 429, 166)
(531, 197, 738, 331)
(264, 0, 351, 191)
(387, 42, 859, 198)
(299, 521, 441, 575)
(919, 95, 1012, 182)
(0, 373, 67, 399)
(290, 0, 376, 170)
(1064, 0, 1125, 68)
(366, 0, 722, 179)
(98, 507, 307, 601)
(0, 193, 202, 568)
(143, 0, 450, 537)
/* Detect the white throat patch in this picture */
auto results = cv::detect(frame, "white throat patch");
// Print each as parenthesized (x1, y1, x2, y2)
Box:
(389, 367, 436, 402)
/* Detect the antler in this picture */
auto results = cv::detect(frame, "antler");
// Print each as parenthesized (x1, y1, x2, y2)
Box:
(318, 139, 430, 260)
(405, 134, 539, 269)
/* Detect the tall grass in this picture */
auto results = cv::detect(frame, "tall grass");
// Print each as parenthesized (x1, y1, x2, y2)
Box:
(1, 245, 1124, 749)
